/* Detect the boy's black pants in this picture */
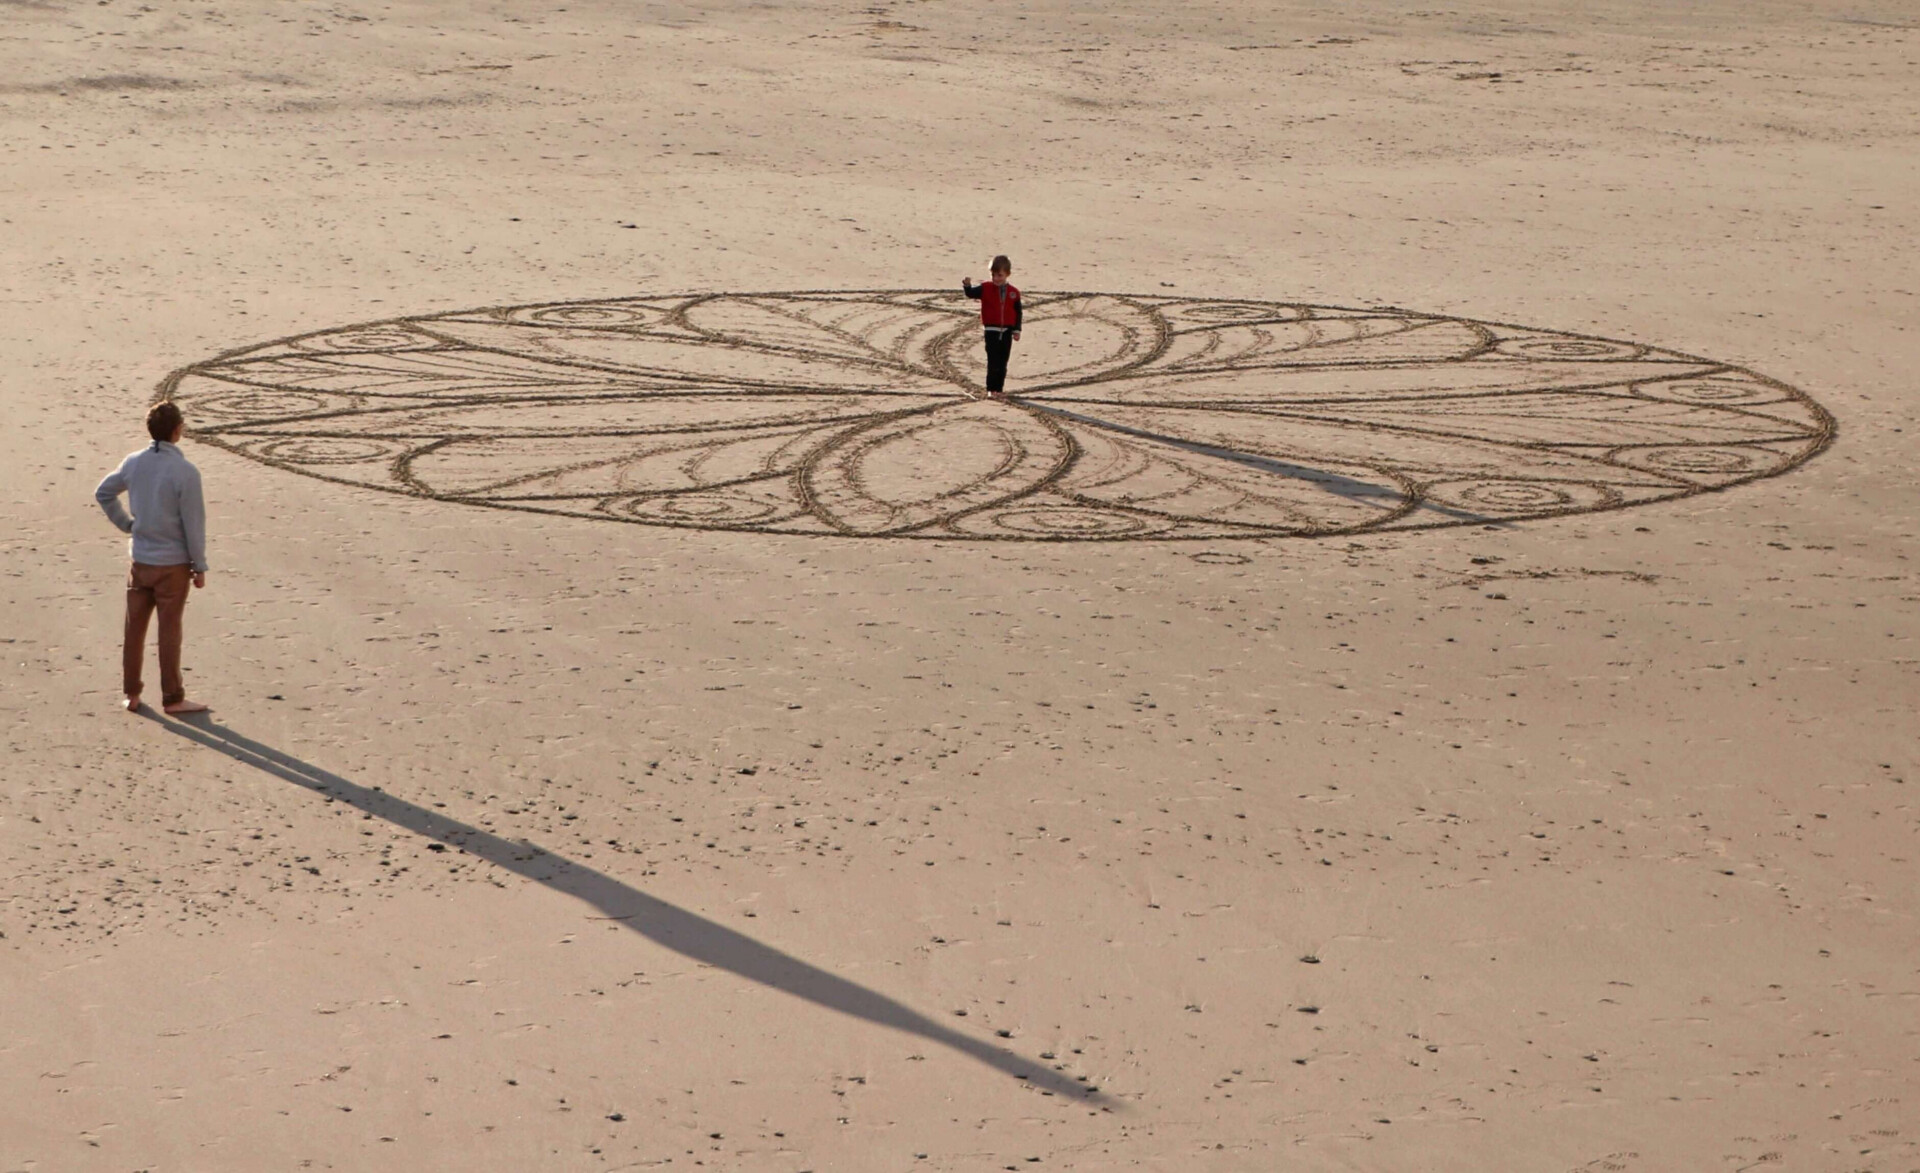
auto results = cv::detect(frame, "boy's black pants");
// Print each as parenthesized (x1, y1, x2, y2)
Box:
(984, 329, 1014, 393)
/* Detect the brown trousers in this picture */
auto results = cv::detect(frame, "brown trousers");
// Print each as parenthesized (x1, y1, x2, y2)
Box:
(125, 562, 192, 704)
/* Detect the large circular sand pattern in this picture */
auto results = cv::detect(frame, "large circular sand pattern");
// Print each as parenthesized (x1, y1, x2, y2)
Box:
(163, 291, 1833, 539)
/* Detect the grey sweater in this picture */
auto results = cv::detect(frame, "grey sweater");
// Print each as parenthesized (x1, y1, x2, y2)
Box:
(95, 441, 209, 572)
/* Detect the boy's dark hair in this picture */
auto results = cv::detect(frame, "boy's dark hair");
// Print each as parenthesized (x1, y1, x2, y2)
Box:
(991, 255, 1012, 274)
(147, 401, 184, 443)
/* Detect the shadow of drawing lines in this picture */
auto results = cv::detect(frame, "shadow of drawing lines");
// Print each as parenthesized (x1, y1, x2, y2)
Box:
(1030, 402, 1501, 526)
(142, 710, 1107, 1105)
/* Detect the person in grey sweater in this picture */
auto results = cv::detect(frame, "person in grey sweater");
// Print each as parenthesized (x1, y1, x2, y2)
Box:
(95, 401, 210, 714)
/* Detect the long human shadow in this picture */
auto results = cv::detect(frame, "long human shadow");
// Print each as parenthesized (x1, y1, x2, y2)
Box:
(142, 711, 1106, 1105)
(1026, 402, 1508, 525)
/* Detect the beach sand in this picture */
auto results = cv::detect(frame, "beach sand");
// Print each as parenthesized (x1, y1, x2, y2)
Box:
(3, 1, 1917, 1168)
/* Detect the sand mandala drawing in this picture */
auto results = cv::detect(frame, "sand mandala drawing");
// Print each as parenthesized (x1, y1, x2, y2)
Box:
(162, 291, 1833, 540)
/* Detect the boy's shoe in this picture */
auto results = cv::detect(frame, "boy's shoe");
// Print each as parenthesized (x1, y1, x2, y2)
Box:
(124, 694, 141, 713)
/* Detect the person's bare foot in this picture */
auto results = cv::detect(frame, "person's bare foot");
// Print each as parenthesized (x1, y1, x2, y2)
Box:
(163, 699, 210, 714)
(124, 694, 141, 713)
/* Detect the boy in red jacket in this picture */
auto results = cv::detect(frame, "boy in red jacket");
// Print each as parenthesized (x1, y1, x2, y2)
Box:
(962, 255, 1021, 398)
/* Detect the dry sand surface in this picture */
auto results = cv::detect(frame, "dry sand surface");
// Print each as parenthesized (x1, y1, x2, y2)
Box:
(4, 0, 1919, 1169)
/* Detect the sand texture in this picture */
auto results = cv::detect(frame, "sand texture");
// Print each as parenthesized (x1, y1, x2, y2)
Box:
(3, 1, 1917, 1169)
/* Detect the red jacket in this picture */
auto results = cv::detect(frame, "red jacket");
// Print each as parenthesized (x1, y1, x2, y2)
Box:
(965, 279, 1022, 329)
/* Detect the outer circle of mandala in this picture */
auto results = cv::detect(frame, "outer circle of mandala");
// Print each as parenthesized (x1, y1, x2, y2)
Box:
(157, 290, 1836, 542)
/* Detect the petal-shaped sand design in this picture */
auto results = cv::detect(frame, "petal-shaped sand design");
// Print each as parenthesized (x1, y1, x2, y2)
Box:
(163, 291, 1833, 539)
(804, 402, 1070, 535)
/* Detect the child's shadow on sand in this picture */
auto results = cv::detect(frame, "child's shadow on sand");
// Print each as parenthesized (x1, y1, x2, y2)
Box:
(143, 710, 1106, 1105)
